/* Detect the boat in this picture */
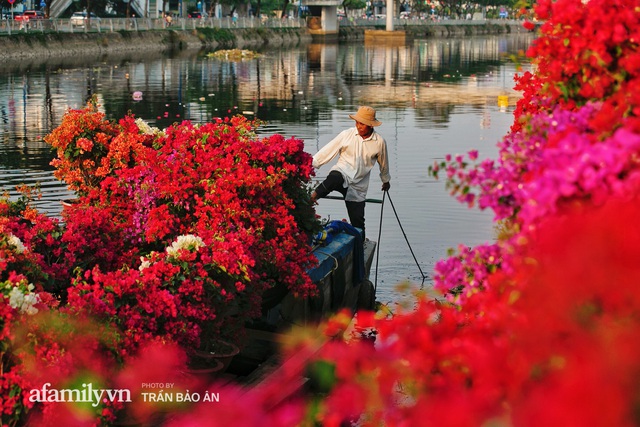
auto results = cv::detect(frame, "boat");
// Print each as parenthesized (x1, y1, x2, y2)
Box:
(230, 221, 378, 379)
(267, 222, 377, 326)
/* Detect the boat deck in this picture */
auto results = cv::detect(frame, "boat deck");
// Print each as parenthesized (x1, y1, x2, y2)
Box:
(228, 230, 377, 382)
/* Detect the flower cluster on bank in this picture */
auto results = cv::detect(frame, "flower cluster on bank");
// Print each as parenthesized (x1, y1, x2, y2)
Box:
(0, 108, 321, 425)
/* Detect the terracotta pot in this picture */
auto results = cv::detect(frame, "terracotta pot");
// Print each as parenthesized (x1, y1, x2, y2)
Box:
(192, 339, 240, 372)
(186, 357, 225, 379)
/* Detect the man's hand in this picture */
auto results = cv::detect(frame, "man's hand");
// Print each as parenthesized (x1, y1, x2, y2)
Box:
(382, 182, 390, 192)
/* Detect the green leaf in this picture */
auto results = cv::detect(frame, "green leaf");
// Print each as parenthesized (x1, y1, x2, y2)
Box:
(306, 360, 337, 394)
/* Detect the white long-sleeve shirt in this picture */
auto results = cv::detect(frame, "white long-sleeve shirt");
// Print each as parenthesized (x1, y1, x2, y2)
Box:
(312, 127, 391, 202)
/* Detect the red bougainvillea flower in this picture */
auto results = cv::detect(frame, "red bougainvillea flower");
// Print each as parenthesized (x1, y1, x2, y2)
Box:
(522, 20, 535, 31)
(42, 109, 320, 361)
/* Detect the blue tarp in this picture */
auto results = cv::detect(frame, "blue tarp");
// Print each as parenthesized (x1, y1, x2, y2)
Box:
(308, 221, 365, 285)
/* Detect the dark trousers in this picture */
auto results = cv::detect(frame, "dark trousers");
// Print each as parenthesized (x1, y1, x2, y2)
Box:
(315, 171, 366, 235)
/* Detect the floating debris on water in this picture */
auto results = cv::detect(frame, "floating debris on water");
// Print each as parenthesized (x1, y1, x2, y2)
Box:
(207, 49, 262, 61)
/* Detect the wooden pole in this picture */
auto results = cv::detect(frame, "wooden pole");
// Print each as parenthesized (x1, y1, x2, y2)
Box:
(321, 195, 384, 204)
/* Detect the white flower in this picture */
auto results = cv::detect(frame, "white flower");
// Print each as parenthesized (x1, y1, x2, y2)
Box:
(166, 234, 205, 257)
(24, 305, 39, 315)
(8, 287, 24, 310)
(6, 286, 40, 315)
(135, 118, 160, 135)
(7, 234, 26, 254)
(139, 256, 151, 271)
(22, 293, 40, 315)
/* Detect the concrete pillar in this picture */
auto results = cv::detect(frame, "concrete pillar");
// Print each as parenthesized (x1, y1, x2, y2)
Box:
(385, 46, 392, 88)
(386, 0, 393, 31)
(322, 5, 338, 31)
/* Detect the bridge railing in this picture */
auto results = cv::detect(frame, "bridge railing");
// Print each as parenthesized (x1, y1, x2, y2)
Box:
(0, 16, 522, 35)
(341, 16, 524, 27)
(0, 16, 306, 35)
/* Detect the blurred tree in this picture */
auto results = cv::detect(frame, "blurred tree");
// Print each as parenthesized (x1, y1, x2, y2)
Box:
(513, 0, 533, 17)
(342, 0, 365, 17)
(0, 0, 24, 13)
(411, 0, 429, 16)
(436, 0, 517, 19)
(250, 0, 284, 17)
(437, 0, 466, 18)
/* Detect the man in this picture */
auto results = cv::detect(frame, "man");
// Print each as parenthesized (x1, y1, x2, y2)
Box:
(311, 106, 391, 238)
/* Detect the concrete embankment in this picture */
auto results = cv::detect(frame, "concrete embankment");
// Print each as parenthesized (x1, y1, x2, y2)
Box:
(339, 22, 531, 41)
(0, 22, 529, 65)
(0, 27, 312, 63)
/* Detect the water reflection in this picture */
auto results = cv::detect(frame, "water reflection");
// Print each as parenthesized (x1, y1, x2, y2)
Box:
(0, 33, 534, 302)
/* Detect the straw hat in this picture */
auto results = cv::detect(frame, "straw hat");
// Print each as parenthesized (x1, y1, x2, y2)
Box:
(349, 106, 382, 127)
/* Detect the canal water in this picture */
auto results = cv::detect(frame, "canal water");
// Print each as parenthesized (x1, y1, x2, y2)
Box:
(0, 33, 534, 304)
